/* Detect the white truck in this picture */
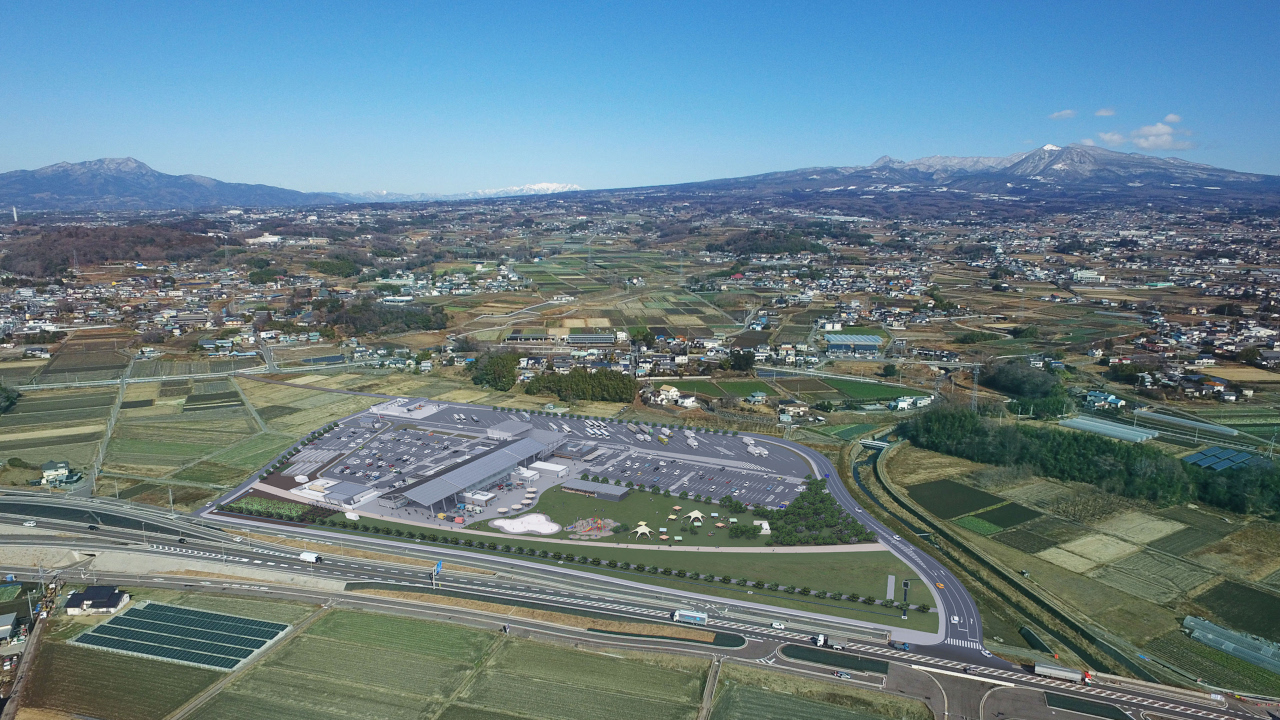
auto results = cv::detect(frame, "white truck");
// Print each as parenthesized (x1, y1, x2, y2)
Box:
(1033, 662, 1089, 684)
(298, 552, 322, 563)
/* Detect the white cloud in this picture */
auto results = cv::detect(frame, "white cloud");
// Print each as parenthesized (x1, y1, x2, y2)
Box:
(1049, 109, 1077, 119)
(1081, 138, 1096, 146)
(1098, 132, 1127, 146)
(1095, 108, 1115, 116)
(1164, 113, 1182, 123)
(1131, 122, 1193, 150)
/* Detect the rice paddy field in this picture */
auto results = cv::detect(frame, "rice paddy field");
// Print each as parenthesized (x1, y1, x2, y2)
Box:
(0, 387, 114, 469)
(23, 642, 222, 720)
(185, 608, 719, 720)
(884, 442, 1280, 662)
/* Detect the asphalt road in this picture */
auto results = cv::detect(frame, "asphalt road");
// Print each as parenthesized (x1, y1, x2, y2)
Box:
(208, 397, 982, 652)
(0, 530, 1262, 720)
(750, 433, 987, 658)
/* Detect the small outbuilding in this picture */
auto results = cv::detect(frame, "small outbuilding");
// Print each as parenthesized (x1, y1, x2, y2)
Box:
(65, 586, 130, 616)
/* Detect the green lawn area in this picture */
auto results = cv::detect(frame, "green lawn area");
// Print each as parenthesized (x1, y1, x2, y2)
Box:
(310, 519, 935, 630)
(480, 486, 769, 547)
(667, 380, 725, 397)
(716, 380, 776, 397)
(818, 423, 879, 440)
(823, 378, 926, 400)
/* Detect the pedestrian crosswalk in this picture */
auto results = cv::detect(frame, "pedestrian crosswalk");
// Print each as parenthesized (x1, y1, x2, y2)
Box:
(944, 638, 983, 649)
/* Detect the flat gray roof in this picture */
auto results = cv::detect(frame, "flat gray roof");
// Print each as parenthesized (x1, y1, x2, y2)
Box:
(562, 477, 629, 499)
(400, 437, 546, 508)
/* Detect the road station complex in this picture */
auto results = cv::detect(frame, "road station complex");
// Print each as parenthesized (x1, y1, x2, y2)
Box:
(241, 397, 815, 527)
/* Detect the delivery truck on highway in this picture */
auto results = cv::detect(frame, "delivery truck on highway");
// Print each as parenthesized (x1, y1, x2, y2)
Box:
(298, 552, 323, 563)
(672, 610, 708, 625)
(1033, 662, 1090, 684)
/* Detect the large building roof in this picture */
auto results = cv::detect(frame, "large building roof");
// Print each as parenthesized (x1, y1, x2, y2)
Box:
(824, 334, 885, 346)
(400, 437, 546, 508)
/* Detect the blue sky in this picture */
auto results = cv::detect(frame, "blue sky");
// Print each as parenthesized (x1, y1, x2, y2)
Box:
(3, 2, 1278, 193)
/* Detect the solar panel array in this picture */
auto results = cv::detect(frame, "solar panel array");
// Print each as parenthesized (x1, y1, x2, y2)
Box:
(72, 602, 289, 670)
(1182, 446, 1270, 472)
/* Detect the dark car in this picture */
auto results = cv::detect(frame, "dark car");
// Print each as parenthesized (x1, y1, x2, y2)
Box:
(177, 538, 188, 544)
(87, 524, 100, 531)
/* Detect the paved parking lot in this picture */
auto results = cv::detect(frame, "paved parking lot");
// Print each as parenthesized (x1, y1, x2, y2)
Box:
(281, 400, 818, 519)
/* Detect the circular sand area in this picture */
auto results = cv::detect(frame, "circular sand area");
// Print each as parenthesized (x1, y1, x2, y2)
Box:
(490, 513, 561, 536)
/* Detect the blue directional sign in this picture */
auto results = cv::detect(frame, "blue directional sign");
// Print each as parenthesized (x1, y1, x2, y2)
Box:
(434, 560, 442, 577)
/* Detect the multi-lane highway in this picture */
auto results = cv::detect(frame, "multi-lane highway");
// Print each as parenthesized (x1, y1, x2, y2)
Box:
(208, 397, 984, 654)
(0, 503, 1264, 720)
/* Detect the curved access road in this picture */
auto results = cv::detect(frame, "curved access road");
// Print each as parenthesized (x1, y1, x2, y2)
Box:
(752, 433, 986, 661)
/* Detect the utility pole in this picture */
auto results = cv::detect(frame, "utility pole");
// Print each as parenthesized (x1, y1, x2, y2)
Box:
(971, 365, 980, 412)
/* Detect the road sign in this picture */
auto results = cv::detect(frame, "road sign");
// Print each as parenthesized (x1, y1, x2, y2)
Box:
(902, 580, 911, 589)
(434, 560, 442, 577)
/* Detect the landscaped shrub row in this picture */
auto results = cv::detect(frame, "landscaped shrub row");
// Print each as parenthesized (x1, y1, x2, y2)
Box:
(313, 517, 929, 612)
(220, 497, 330, 523)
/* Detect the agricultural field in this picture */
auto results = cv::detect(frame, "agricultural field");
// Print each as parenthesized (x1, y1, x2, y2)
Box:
(905, 480, 1004, 519)
(190, 611, 495, 720)
(0, 387, 114, 469)
(1143, 630, 1280, 697)
(461, 640, 704, 720)
(882, 442, 1280, 652)
(23, 642, 222, 720)
(713, 663, 932, 720)
(104, 407, 258, 478)
(666, 380, 726, 397)
(715, 380, 776, 397)
(1192, 581, 1280, 642)
(171, 593, 318, 625)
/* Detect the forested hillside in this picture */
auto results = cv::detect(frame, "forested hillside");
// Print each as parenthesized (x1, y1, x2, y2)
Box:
(900, 405, 1280, 517)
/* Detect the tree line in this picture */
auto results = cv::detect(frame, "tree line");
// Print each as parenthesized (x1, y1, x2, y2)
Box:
(900, 405, 1280, 517)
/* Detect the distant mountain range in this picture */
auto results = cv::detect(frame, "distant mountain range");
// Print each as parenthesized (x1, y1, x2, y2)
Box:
(334, 183, 582, 204)
(0, 158, 347, 211)
(0, 158, 581, 211)
(2, 146, 1278, 212)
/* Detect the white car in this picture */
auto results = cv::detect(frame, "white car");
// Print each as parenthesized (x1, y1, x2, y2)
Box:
(950, 615, 959, 624)
(771, 622, 786, 630)
(21, 521, 36, 527)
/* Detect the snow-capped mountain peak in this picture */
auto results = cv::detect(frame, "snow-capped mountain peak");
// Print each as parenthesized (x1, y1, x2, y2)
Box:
(336, 182, 582, 203)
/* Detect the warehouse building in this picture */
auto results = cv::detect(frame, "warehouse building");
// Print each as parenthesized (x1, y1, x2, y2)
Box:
(824, 334, 885, 355)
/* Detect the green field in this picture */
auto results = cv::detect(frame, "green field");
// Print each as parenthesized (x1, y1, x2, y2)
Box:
(1195, 581, 1280, 642)
(906, 480, 1004, 519)
(491, 487, 770, 547)
(171, 460, 250, 484)
(820, 423, 879, 440)
(315, 520, 934, 629)
(207, 433, 298, 470)
(26, 642, 222, 720)
(306, 610, 495, 662)
(711, 685, 881, 720)
(667, 380, 726, 397)
(953, 516, 1003, 535)
(822, 378, 926, 400)
(973, 502, 1042, 529)
(190, 611, 495, 720)
(1144, 630, 1280, 696)
(172, 593, 317, 625)
(716, 380, 775, 397)
(462, 640, 704, 720)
